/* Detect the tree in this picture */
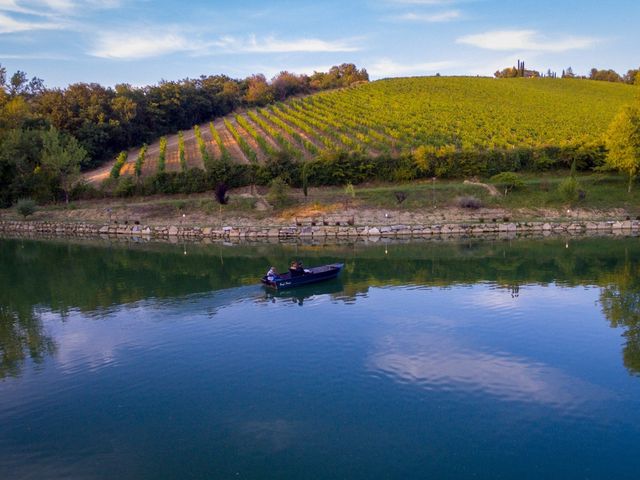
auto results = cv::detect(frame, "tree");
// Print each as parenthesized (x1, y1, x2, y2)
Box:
(245, 74, 274, 106)
(40, 127, 86, 203)
(606, 104, 640, 193)
(589, 68, 622, 83)
(623, 68, 640, 85)
(490, 172, 524, 195)
(16, 198, 36, 219)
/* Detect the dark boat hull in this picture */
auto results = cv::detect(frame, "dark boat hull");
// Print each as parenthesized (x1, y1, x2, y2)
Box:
(261, 263, 344, 289)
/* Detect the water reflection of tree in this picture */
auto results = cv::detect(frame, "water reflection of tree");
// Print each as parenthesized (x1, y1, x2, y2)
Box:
(600, 258, 640, 375)
(0, 305, 56, 379)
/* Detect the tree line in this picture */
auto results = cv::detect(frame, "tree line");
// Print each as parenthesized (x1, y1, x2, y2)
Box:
(495, 60, 640, 84)
(0, 63, 368, 207)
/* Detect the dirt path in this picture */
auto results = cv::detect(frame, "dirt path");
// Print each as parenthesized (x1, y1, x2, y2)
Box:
(463, 180, 501, 197)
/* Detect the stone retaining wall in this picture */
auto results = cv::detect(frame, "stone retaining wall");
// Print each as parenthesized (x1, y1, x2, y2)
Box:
(2, 219, 639, 240)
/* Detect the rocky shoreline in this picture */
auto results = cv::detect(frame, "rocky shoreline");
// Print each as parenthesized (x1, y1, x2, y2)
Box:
(2, 218, 639, 240)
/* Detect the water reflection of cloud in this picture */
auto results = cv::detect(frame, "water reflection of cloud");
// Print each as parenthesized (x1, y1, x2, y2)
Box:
(368, 332, 609, 410)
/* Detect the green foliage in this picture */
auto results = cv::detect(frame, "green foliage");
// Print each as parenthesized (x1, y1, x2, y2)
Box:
(194, 125, 213, 171)
(235, 114, 274, 156)
(558, 176, 580, 202)
(16, 198, 36, 219)
(110, 151, 127, 179)
(114, 176, 136, 197)
(267, 177, 292, 208)
(40, 126, 86, 203)
(178, 131, 187, 172)
(491, 172, 525, 195)
(259, 149, 298, 185)
(210, 122, 231, 162)
(344, 183, 356, 198)
(224, 119, 257, 163)
(606, 103, 640, 192)
(134, 144, 147, 178)
(157, 137, 167, 174)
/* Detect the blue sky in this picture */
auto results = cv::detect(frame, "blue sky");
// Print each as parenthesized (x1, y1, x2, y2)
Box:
(1, 0, 639, 87)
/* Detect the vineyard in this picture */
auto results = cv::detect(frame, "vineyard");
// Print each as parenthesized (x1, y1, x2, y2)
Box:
(89, 76, 637, 186)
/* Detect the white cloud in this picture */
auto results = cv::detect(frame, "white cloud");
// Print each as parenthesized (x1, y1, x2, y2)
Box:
(0, 0, 121, 16)
(457, 29, 597, 52)
(0, 11, 62, 32)
(0, 51, 71, 59)
(215, 35, 361, 54)
(394, 9, 461, 22)
(90, 30, 197, 59)
(367, 329, 609, 408)
(90, 30, 361, 60)
(369, 58, 456, 77)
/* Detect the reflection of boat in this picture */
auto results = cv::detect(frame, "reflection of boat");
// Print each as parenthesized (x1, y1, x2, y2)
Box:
(261, 263, 344, 289)
(265, 279, 344, 305)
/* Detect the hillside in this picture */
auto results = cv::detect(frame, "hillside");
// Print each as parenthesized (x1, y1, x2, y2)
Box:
(89, 77, 637, 184)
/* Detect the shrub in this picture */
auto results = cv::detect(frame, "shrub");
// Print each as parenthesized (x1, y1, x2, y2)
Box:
(395, 191, 407, 204)
(491, 172, 524, 195)
(214, 183, 229, 205)
(16, 198, 37, 219)
(260, 149, 299, 185)
(267, 177, 292, 208)
(115, 176, 137, 197)
(558, 176, 580, 202)
(455, 195, 483, 209)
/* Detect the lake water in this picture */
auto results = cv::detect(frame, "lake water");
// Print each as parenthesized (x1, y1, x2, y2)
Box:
(1, 235, 639, 479)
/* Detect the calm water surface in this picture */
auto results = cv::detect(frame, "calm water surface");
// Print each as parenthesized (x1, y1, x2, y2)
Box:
(1, 236, 639, 479)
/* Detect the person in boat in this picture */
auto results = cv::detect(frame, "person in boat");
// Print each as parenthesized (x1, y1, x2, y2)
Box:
(289, 260, 306, 277)
(266, 266, 279, 281)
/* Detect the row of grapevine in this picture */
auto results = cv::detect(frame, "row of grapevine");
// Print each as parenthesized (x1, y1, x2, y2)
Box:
(257, 108, 317, 154)
(246, 110, 303, 159)
(290, 99, 362, 150)
(178, 131, 187, 172)
(224, 119, 258, 163)
(194, 125, 214, 171)
(235, 114, 275, 157)
(134, 144, 148, 178)
(272, 104, 338, 150)
(110, 151, 128, 179)
(209, 122, 231, 161)
(157, 137, 167, 174)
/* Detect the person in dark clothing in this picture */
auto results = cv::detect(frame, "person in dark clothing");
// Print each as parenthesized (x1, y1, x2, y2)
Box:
(289, 260, 305, 277)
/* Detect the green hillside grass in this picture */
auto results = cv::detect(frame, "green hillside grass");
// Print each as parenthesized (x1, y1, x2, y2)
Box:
(94, 77, 638, 189)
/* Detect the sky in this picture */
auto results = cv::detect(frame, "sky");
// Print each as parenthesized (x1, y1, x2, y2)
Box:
(0, 0, 639, 88)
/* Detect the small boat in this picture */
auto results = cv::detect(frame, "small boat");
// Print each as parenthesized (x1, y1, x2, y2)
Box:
(261, 263, 344, 289)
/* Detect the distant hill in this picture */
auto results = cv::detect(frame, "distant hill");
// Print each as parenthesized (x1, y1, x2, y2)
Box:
(91, 76, 637, 183)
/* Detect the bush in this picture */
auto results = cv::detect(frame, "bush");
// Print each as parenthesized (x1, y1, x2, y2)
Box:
(455, 195, 483, 209)
(16, 198, 37, 219)
(267, 177, 293, 208)
(491, 172, 525, 195)
(114, 176, 137, 197)
(214, 183, 229, 205)
(558, 176, 581, 202)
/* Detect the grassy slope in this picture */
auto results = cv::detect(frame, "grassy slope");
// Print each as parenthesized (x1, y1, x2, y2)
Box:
(85, 77, 638, 182)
